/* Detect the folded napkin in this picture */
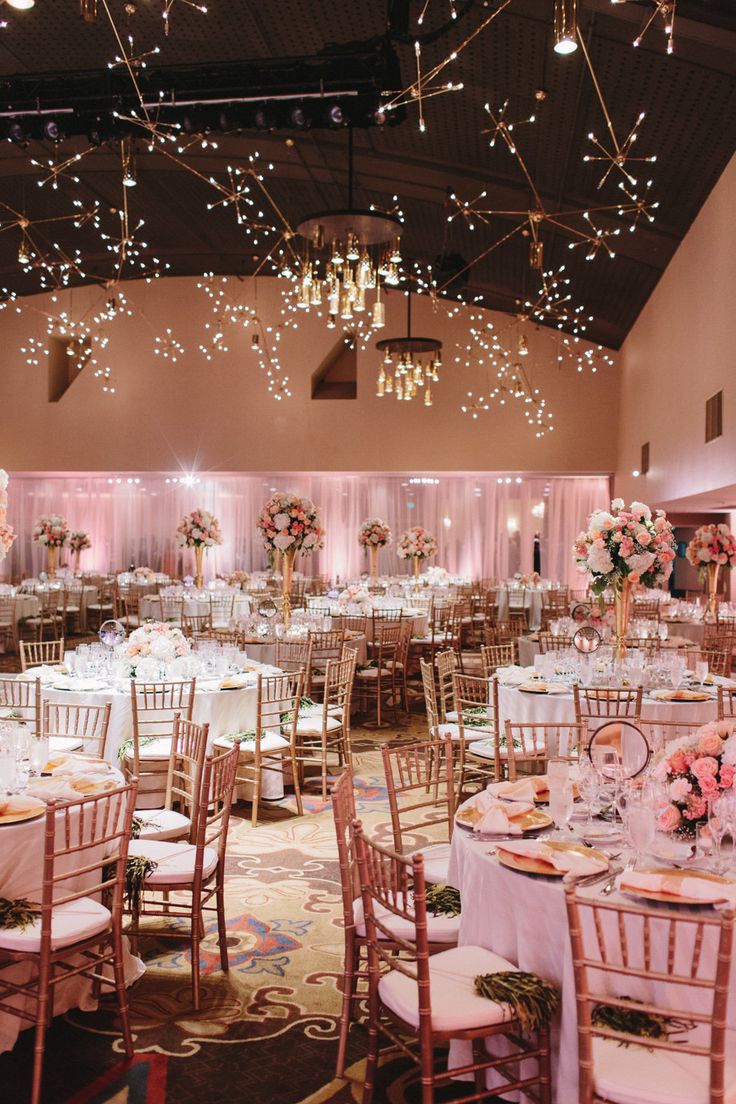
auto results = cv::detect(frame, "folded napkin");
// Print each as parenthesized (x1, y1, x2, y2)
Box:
(472, 791, 534, 836)
(488, 777, 548, 803)
(16, 665, 59, 685)
(28, 772, 117, 802)
(495, 665, 539, 686)
(50, 753, 111, 778)
(517, 681, 570, 695)
(499, 840, 607, 877)
(618, 870, 736, 905)
(0, 794, 45, 820)
(219, 673, 252, 689)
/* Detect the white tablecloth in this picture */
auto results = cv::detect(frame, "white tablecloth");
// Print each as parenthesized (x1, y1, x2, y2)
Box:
(243, 632, 368, 667)
(0, 765, 144, 1054)
(497, 682, 718, 730)
(139, 593, 251, 624)
(15, 586, 98, 632)
(516, 633, 703, 669)
(660, 619, 705, 645)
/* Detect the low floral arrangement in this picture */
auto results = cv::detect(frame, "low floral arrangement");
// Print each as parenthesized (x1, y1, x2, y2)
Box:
(69, 530, 91, 554)
(424, 564, 451, 587)
(117, 621, 191, 679)
(134, 566, 155, 582)
(32, 513, 70, 548)
(176, 508, 223, 548)
(654, 720, 736, 837)
(573, 499, 676, 595)
(358, 518, 392, 549)
(227, 570, 250, 588)
(337, 585, 372, 613)
(686, 524, 736, 574)
(396, 526, 437, 561)
(257, 492, 324, 556)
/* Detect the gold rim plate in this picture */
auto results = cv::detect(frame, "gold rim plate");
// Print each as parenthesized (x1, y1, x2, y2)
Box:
(619, 867, 735, 905)
(497, 840, 609, 877)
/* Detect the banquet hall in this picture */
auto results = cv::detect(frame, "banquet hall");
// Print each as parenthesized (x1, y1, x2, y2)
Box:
(0, 1, 734, 1102)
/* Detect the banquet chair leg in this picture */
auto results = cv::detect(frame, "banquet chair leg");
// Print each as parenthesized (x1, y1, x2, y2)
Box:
(31, 977, 50, 1104)
(335, 934, 358, 1078)
(539, 1024, 552, 1104)
(362, 991, 380, 1104)
(112, 935, 135, 1058)
(289, 750, 304, 816)
(251, 778, 261, 829)
(472, 1039, 486, 1095)
(216, 883, 229, 974)
(191, 923, 202, 1011)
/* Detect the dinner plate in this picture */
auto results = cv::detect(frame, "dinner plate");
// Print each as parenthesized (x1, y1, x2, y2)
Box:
(517, 682, 569, 695)
(496, 841, 608, 877)
(619, 867, 735, 906)
(650, 689, 712, 702)
(0, 799, 46, 825)
(455, 803, 552, 834)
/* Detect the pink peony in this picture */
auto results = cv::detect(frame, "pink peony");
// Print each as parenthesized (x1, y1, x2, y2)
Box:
(684, 794, 707, 820)
(697, 732, 723, 757)
(719, 764, 735, 789)
(668, 778, 692, 802)
(690, 756, 719, 778)
(658, 805, 682, 832)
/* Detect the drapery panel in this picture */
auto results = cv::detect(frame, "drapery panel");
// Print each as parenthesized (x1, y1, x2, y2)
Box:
(2, 472, 609, 584)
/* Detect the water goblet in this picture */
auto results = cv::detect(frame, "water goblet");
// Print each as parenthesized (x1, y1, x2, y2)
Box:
(549, 782, 575, 837)
(626, 794, 656, 869)
(695, 660, 708, 687)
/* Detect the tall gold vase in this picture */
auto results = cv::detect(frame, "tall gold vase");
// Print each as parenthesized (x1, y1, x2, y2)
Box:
(369, 545, 379, 582)
(613, 577, 633, 660)
(194, 545, 204, 590)
(706, 562, 720, 621)
(412, 556, 421, 591)
(47, 545, 56, 579)
(73, 550, 81, 575)
(282, 548, 296, 629)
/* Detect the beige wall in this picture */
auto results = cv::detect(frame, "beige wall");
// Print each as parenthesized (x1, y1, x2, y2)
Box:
(615, 154, 736, 510)
(0, 278, 617, 473)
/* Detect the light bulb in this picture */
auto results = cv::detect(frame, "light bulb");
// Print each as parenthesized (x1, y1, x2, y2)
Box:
(372, 300, 385, 328)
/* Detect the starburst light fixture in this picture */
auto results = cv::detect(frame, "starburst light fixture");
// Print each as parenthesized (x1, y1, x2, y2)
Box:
(375, 291, 442, 406)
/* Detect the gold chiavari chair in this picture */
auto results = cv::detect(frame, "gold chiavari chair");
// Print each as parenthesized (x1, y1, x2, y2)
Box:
(434, 648, 459, 722)
(639, 717, 704, 754)
(355, 620, 403, 728)
(209, 593, 235, 627)
(62, 581, 84, 635)
(127, 746, 239, 1011)
(183, 611, 214, 636)
(339, 614, 369, 635)
(538, 631, 573, 653)
(573, 685, 643, 725)
(681, 645, 732, 678)
(134, 716, 209, 841)
(448, 670, 501, 794)
(330, 768, 460, 1078)
(632, 597, 661, 621)
(274, 636, 313, 676)
(355, 825, 553, 1104)
(506, 721, 585, 780)
(307, 628, 346, 699)
(0, 782, 138, 1104)
(381, 736, 457, 885)
(624, 636, 661, 657)
(481, 641, 516, 675)
(717, 686, 736, 720)
(19, 638, 65, 672)
(293, 654, 355, 802)
(123, 678, 196, 805)
(159, 594, 184, 624)
(43, 700, 111, 757)
(86, 578, 115, 631)
(0, 675, 41, 736)
(119, 591, 140, 629)
(23, 588, 63, 642)
(565, 884, 735, 1104)
(195, 625, 241, 647)
(0, 594, 19, 653)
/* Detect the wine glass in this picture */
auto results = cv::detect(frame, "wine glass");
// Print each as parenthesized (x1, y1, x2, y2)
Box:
(695, 659, 708, 687)
(626, 793, 655, 869)
(549, 782, 575, 837)
(577, 763, 601, 834)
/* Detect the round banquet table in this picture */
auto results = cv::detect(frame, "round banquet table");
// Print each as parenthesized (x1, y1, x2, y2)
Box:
(0, 764, 144, 1055)
(305, 600, 429, 638)
(497, 681, 719, 730)
(139, 591, 251, 623)
(243, 631, 368, 667)
(13, 586, 98, 633)
(446, 828, 736, 1102)
(516, 633, 701, 669)
(660, 617, 706, 646)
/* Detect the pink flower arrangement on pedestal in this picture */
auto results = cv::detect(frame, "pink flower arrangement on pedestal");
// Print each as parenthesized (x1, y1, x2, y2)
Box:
(176, 508, 223, 548)
(396, 526, 438, 561)
(573, 499, 676, 595)
(69, 531, 92, 554)
(358, 518, 392, 549)
(0, 469, 15, 565)
(654, 721, 736, 837)
(32, 513, 70, 548)
(256, 492, 324, 556)
(686, 524, 736, 573)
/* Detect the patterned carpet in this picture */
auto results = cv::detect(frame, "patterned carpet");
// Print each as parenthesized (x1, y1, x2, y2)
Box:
(0, 715, 485, 1104)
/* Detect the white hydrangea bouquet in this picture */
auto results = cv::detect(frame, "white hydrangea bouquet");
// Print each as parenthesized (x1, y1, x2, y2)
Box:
(573, 499, 676, 596)
(117, 621, 191, 680)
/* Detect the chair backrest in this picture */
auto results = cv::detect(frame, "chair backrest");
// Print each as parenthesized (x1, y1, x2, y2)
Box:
(161, 715, 209, 834)
(371, 620, 402, 661)
(0, 595, 17, 622)
(309, 629, 346, 665)
(420, 657, 442, 732)
(19, 638, 65, 672)
(0, 675, 41, 735)
(434, 649, 458, 721)
(209, 593, 235, 623)
(565, 885, 734, 1104)
(129, 678, 196, 776)
(381, 737, 456, 854)
(191, 744, 240, 881)
(452, 671, 499, 739)
(538, 631, 573, 653)
(632, 598, 661, 620)
(159, 595, 184, 622)
(39, 781, 137, 954)
(717, 686, 736, 720)
(183, 611, 214, 636)
(480, 641, 515, 676)
(638, 717, 704, 754)
(506, 721, 585, 779)
(259, 670, 305, 744)
(338, 614, 368, 635)
(274, 637, 313, 675)
(573, 685, 643, 722)
(43, 700, 112, 759)
(331, 767, 359, 928)
(322, 653, 356, 718)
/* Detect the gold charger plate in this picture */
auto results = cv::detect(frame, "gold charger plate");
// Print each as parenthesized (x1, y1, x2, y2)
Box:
(496, 840, 608, 878)
(619, 867, 735, 906)
(652, 689, 711, 702)
(455, 804, 553, 833)
(0, 799, 46, 825)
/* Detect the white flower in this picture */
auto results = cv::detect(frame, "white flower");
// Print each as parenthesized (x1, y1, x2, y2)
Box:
(587, 546, 614, 575)
(134, 656, 160, 681)
(149, 635, 174, 660)
(722, 734, 736, 766)
(274, 532, 295, 551)
(625, 551, 656, 575)
(302, 532, 317, 548)
(611, 498, 624, 511)
(630, 501, 652, 521)
(589, 511, 614, 531)
(273, 512, 290, 530)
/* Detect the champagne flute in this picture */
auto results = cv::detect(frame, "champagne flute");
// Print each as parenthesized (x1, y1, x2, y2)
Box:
(695, 660, 708, 687)
(577, 763, 601, 834)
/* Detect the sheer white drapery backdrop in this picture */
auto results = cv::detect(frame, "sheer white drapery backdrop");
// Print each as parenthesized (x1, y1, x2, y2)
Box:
(2, 472, 608, 587)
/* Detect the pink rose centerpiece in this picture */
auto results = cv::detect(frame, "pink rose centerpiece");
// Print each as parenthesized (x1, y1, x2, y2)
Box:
(32, 512, 70, 578)
(397, 525, 438, 584)
(0, 469, 16, 566)
(573, 499, 676, 657)
(685, 523, 736, 619)
(118, 621, 191, 680)
(337, 584, 372, 614)
(256, 492, 324, 626)
(654, 721, 736, 837)
(69, 530, 91, 572)
(358, 518, 391, 580)
(177, 508, 223, 589)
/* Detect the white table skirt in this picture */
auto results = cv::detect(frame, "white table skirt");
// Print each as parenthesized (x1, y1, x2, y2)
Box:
(139, 593, 251, 624)
(244, 633, 368, 667)
(660, 619, 705, 645)
(497, 682, 718, 730)
(497, 589, 543, 631)
(447, 829, 735, 1102)
(15, 586, 98, 633)
(0, 767, 144, 1055)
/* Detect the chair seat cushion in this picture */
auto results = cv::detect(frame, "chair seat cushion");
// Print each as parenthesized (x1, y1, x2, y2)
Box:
(123, 738, 171, 763)
(214, 732, 290, 756)
(49, 735, 84, 753)
(468, 738, 507, 761)
(434, 723, 462, 742)
(353, 896, 460, 944)
(0, 897, 111, 953)
(379, 944, 519, 1033)
(293, 714, 342, 736)
(445, 709, 492, 725)
(408, 842, 455, 886)
(592, 1032, 736, 1104)
(135, 807, 191, 842)
(356, 667, 392, 678)
(128, 838, 218, 885)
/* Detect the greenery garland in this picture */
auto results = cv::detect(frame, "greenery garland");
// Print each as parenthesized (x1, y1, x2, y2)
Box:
(591, 997, 696, 1047)
(425, 884, 462, 917)
(124, 855, 157, 917)
(0, 897, 40, 930)
(281, 697, 316, 725)
(117, 735, 157, 762)
(219, 730, 258, 745)
(474, 971, 560, 1033)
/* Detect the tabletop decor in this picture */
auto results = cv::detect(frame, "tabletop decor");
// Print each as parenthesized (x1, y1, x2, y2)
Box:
(257, 492, 324, 627)
(686, 523, 736, 621)
(574, 498, 675, 658)
(176, 508, 223, 589)
(474, 971, 560, 1033)
(653, 720, 736, 838)
(32, 512, 70, 578)
(396, 525, 438, 585)
(0, 469, 16, 567)
(117, 621, 191, 680)
(69, 530, 91, 573)
(358, 518, 392, 581)
(337, 584, 372, 614)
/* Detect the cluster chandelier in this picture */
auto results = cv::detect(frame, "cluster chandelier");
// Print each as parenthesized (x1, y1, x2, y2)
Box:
(286, 130, 403, 330)
(375, 291, 442, 406)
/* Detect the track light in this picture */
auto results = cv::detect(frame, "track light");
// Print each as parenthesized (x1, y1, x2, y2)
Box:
(554, 0, 578, 54)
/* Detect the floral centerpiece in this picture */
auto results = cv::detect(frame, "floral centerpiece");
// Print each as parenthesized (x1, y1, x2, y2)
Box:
(256, 492, 324, 627)
(69, 530, 91, 573)
(358, 518, 391, 581)
(654, 721, 736, 837)
(424, 565, 451, 587)
(685, 523, 736, 619)
(573, 498, 676, 658)
(397, 526, 438, 584)
(0, 470, 16, 567)
(176, 508, 223, 589)
(117, 621, 191, 680)
(32, 513, 70, 578)
(337, 585, 372, 614)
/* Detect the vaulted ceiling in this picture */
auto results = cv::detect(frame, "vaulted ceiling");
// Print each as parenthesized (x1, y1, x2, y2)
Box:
(0, 0, 733, 347)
